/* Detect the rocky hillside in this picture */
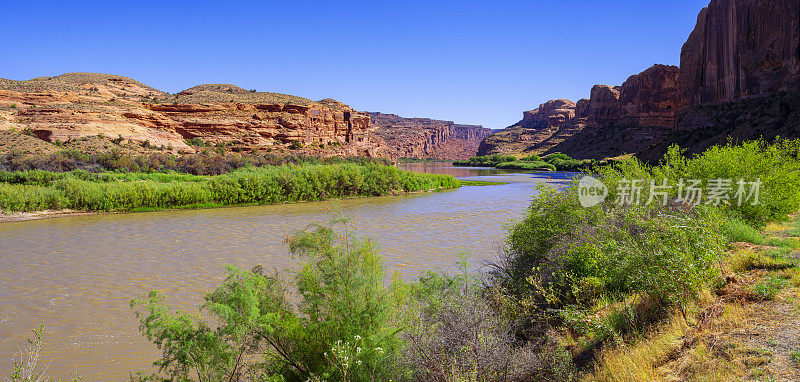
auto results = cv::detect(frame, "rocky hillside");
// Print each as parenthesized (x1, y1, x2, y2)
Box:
(0, 73, 388, 157)
(481, 0, 800, 160)
(369, 112, 491, 160)
(0, 73, 492, 160)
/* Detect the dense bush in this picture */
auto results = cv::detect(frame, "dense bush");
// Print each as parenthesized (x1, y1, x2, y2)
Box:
(489, 139, 800, 346)
(496, 186, 724, 312)
(0, 164, 459, 212)
(397, 267, 574, 382)
(597, 140, 800, 225)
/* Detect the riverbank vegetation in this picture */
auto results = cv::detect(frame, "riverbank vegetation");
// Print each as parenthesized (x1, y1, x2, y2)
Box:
(127, 139, 800, 381)
(8, 139, 800, 381)
(453, 153, 595, 171)
(0, 163, 460, 213)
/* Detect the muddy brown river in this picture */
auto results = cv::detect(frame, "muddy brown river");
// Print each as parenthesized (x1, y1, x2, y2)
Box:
(0, 164, 572, 381)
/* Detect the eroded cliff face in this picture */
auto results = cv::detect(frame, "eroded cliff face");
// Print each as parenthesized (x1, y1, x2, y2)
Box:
(480, 65, 680, 158)
(368, 112, 491, 160)
(0, 73, 388, 157)
(482, 0, 800, 160)
(680, 0, 800, 106)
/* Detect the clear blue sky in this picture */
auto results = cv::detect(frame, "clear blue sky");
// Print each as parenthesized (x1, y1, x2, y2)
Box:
(1, 0, 709, 129)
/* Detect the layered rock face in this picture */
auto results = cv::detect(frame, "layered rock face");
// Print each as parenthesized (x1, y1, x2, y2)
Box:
(521, 99, 576, 129)
(680, 0, 800, 106)
(483, 0, 800, 160)
(480, 65, 680, 158)
(368, 112, 491, 160)
(0, 73, 387, 157)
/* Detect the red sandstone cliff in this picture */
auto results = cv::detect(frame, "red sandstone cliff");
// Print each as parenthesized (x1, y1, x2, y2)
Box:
(482, 0, 800, 160)
(680, 0, 800, 106)
(0, 73, 387, 157)
(0, 73, 492, 160)
(480, 65, 680, 158)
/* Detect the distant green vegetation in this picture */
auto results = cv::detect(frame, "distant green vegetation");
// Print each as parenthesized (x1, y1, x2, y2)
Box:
(459, 179, 508, 186)
(453, 153, 589, 171)
(0, 164, 460, 213)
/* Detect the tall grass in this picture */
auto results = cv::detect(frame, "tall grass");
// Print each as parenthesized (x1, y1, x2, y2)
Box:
(0, 164, 459, 213)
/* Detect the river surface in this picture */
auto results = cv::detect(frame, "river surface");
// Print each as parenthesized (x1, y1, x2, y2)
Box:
(0, 164, 573, 381)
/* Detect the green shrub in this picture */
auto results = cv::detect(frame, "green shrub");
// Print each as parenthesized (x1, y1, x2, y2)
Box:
(493, 184, 725, 326)
(131, 219, 400, 381)
(598, 140, 800, 225)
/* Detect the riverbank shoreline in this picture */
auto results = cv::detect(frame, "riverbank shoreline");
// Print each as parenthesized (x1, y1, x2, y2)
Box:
(0, 186, 462, 223)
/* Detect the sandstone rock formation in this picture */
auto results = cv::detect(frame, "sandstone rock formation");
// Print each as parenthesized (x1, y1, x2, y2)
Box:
(521, 99, 576, 130)
(482, 0, 800, 160)
(0, 73, 387, 157)
(369, 112, 491, 160)
(480, 64, 680, 158)
(680, 0, 800, 106)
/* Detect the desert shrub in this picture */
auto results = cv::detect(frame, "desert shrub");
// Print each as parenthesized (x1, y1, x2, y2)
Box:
(492, 184, 725, 337)
(0, 149, 390, 176)
(397, 266, 575, 381)
(131, 219, 400, 382)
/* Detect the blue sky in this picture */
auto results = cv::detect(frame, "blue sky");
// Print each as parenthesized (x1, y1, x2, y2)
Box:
(1, 0, 709, 129)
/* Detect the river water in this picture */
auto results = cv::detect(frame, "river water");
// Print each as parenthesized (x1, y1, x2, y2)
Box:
(0, 164, 572, 381)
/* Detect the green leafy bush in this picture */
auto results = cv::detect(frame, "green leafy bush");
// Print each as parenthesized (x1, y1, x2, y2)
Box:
(131, 219, 400, 381)
(598, 140, 800, 225)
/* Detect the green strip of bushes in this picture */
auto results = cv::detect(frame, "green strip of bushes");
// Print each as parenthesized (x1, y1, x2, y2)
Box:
(0, 164, 460, 213)
(453, 152, 589, 171)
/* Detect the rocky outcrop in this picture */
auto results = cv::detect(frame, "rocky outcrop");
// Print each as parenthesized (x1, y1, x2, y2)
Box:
(480, 64, 680, 158)
(521, 99, 576, 129)
(620, 64, 681, 127)
(680, 0, 800, 106)
(484, 0, 800, 160)
(0, 73, 388, 157)
(369, 112, 491, 160)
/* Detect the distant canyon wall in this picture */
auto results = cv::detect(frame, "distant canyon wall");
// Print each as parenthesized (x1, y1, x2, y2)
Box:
(369, 112, 491, 160)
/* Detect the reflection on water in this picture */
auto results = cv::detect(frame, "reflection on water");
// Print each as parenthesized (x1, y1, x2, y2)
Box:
(0, 164, 570, 381)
